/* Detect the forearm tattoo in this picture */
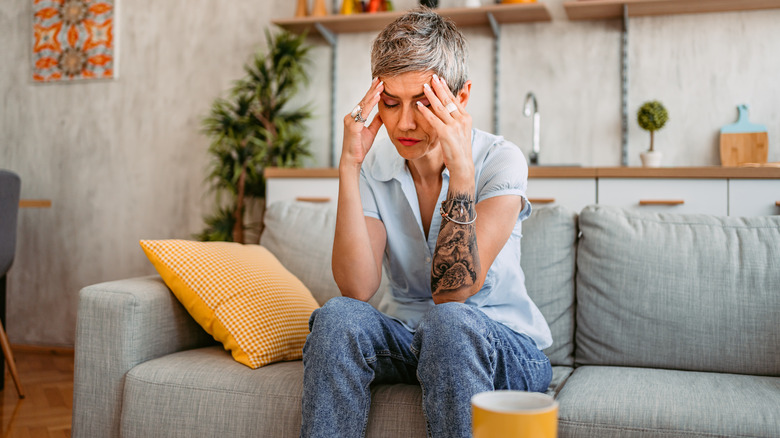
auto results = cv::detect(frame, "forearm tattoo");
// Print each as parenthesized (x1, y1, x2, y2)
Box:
(431, 192, 481, 297)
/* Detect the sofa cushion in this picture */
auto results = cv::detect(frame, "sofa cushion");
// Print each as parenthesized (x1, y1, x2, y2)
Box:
(521, 205, 579, 367)
(576, 205, 780, 376)
(120, 347, 574, 438)
(140, 240, 319, 369)
(556, 366, 780, 438)
(260, 201, 386, 308)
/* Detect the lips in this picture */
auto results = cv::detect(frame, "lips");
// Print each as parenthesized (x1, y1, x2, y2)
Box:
(398, 137, 421, 146)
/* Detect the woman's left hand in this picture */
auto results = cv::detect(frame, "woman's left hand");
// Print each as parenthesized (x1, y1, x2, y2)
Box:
(416, 74, 474, 182)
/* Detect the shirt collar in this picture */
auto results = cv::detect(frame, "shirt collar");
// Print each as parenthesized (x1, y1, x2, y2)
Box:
(368, 140, 406, 182)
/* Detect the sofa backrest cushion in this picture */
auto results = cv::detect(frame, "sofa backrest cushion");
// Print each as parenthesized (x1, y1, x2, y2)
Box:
(521, 206, 579, 367)
(263, 201, 578, 367)
(576, 205, 780, 376)
(261, 201, 386, 308)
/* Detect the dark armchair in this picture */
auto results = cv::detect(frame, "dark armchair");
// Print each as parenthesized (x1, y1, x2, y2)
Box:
(0, 169, 25, 398)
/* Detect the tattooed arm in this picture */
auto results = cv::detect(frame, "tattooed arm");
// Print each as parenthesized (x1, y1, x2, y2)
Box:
(431, 191, 481, 302)
(415, 72, 524, 303)
(431, 191, 525, 304)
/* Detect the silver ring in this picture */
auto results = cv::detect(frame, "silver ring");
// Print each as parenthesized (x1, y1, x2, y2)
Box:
(445, 102, 458, 113)
(350, 104, 367, 123)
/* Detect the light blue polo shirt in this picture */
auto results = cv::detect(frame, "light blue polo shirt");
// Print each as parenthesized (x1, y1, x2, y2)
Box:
(359, 128, 553, 350)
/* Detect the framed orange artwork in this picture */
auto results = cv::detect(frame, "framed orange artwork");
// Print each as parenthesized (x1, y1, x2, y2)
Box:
(32, 0, 118, 82)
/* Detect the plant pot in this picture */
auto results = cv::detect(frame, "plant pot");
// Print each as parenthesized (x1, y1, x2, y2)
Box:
(640, 150, 663, 167)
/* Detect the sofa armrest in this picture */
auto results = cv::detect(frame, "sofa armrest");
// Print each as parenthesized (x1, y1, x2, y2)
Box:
(72, 275, 214, 438)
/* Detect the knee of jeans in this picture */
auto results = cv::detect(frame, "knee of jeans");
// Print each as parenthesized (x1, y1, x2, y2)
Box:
(309, 296, 375, 335)
(415, 303, 487, 348)
(305, 297, 376, 361)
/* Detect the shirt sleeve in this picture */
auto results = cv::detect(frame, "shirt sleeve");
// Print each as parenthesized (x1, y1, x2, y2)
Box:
(359, 167, 381, 220)
(476, 139, 532, 221)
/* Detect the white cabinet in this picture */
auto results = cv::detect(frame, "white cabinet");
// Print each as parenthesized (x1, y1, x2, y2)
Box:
(265, 171, 779, 218)
(265, 177, 339, 207)
(597, 178, 728, 216)
(526, 178, 597, 213)
(728, 179, 780, 216)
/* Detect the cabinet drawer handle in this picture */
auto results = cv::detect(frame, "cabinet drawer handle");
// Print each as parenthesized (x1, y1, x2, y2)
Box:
(295, 196, 331, 203)
(528, 198, 556, 204)
(19, 199, 52, 208)
(639, 200, 685, 206)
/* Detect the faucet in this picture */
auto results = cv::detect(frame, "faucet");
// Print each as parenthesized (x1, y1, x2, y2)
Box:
(523, 92, 540, 165)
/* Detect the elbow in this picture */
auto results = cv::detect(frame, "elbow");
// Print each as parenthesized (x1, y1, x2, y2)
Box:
(431, 284, 481, 305)
(332, 269, 380, 302)
(336, 285, 377, 303)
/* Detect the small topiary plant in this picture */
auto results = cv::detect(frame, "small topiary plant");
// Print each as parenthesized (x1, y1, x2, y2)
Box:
(637, 101, 669, 152)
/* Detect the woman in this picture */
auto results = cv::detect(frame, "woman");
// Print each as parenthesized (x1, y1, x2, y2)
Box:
(301, 8, 552, 438)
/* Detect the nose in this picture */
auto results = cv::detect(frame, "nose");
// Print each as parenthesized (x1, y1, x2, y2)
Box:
(397, 104, 417, 131)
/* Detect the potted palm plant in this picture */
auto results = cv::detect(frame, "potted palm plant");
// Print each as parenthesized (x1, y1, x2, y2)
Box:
(197, 30, 312, 243)
(637, 100, 669, 167)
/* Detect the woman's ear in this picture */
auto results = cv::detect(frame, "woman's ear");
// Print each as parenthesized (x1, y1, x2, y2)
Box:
(457, 80, 472, 107)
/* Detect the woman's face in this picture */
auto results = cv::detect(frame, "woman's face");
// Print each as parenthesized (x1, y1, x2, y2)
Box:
(378, 71, 469, 163)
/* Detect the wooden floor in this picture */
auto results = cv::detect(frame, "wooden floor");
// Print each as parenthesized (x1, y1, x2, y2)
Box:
(0, 347, 73, 438)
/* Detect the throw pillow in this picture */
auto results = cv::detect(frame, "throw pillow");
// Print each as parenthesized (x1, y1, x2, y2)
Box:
(140, 239, 319, 369)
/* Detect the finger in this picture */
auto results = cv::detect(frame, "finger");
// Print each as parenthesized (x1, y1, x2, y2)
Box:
(358, 80, 384, 121)
(422, 82, 453, 122)
(367, 112, 384, 137)
(415, 100, 446, 130)
(437, 76, 466, 114)
(363, 78, 383, 107)
(363, 77, 380, 101)
(431, 76, 459, 117)
(346, 80, 384, 128)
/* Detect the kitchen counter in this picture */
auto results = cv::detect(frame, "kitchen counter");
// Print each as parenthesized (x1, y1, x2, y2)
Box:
(264, 166, 780, 216)
(265, 166, 780, 179)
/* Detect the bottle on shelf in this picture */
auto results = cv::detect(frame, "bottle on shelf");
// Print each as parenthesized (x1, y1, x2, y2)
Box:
(312, 0, 328, 16)
(341, 0, 354, 14)
(295, 0, 308, 17)
(368, 0, 382, 12)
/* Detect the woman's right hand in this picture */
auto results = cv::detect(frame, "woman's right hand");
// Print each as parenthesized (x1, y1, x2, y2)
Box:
(341, 78, 385, 168)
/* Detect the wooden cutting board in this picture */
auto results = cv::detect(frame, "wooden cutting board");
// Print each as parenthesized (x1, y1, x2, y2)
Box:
(720, 105, 769, 167)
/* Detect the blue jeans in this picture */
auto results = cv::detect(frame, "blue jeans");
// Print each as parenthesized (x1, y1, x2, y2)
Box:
(300, 297, 552, 438)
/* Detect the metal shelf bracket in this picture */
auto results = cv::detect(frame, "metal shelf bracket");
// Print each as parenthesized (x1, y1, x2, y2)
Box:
(314, 23, 337, 47)
(487, 12, 501, 135)
(486, 12, 500, 39)
(315, 22, 339, 166)
(620, 4, 629, 166)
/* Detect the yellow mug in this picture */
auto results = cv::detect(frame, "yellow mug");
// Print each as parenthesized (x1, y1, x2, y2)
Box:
(472, 390, 558, 438)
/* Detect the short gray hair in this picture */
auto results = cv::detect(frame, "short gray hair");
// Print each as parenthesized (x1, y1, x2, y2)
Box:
(371, 7, 469, 94)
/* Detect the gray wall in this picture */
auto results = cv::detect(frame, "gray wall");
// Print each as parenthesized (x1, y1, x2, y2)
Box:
(2, 0, 779, 346)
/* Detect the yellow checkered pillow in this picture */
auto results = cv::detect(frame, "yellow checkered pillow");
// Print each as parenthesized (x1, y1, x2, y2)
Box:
(140, 239, 319, 369)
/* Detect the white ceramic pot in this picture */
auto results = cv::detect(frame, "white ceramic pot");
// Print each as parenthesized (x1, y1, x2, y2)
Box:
(640, 151, 663, 167)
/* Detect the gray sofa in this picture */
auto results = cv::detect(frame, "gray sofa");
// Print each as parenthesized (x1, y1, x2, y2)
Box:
(72, 202, 780, 437)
